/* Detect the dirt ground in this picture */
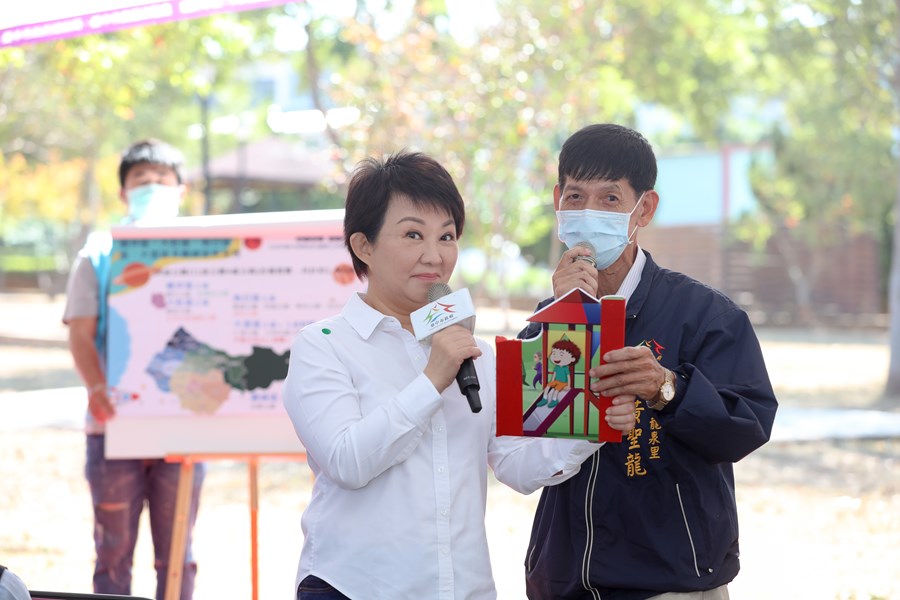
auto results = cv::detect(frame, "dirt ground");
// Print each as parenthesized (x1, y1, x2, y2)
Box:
(1, 322, 899, 600)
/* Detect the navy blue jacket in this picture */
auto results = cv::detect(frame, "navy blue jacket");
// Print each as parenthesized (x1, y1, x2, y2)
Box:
(519, 252, 777, 600)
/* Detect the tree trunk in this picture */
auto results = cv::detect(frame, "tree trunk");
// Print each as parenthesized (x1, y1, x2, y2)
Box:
(885, 162, 900, 396)
(70, 154, 98, 260)
(304, 22, 343, 153)
(772, 231, 821, 327)
(547, 233, 562, 278)
(884, 0, 900, 398)
(491, 186, 511, 331)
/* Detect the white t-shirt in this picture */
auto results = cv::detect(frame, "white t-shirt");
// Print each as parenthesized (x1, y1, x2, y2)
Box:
(282, 292, 600, 599)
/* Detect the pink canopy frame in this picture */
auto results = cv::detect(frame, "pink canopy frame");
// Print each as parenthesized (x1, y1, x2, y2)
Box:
(1, 0, 294, 48)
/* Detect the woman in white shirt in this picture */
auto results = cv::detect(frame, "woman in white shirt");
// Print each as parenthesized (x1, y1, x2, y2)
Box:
(282, 151, 636, 600)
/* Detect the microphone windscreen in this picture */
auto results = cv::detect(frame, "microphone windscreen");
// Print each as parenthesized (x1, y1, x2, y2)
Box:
(574, 240, 596, 261)
(428, 282, 453, 303)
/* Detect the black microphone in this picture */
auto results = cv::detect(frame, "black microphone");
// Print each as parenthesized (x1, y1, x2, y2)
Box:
(573, 240, 597, 268)
(427, 283, 482, 413)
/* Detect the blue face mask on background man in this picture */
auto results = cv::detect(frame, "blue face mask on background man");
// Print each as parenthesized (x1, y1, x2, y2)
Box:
(556, 191, 645, 270)
(125, 183, 182, 222)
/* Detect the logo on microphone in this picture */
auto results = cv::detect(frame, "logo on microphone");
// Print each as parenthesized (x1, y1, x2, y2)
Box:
(424, 302, 456, 328)
(411, 288, 476, 341)
(425, 301, 455, 322)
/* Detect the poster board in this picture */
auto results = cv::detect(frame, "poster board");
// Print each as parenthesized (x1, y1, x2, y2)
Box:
(495, 290, 625, 443)
(105, 209, 364, 458)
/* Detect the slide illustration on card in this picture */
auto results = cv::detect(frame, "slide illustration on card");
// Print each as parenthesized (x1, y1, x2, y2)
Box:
(496, 289, 625, 443)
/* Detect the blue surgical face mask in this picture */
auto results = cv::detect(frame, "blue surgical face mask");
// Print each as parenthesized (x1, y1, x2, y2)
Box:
(556, 192, 645, 270)
(125, 183, 182, 222)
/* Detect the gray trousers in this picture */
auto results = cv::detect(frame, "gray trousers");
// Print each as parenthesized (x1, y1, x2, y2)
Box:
(649, 585, 730, 600)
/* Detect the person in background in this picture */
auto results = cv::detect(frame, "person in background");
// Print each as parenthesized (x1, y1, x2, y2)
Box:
(62, 139, 204, 600)
(282, 151, 636, 600)
(519, 124, 778, 600)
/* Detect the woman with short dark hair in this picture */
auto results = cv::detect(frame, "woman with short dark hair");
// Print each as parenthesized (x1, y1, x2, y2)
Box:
(283, 151, 635, 600)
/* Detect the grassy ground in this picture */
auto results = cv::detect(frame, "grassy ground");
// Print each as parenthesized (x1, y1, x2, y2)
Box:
(1, 326, 898, 600)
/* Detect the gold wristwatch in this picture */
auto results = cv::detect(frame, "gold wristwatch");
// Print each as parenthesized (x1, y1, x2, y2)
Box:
(646, 368, 675, 410)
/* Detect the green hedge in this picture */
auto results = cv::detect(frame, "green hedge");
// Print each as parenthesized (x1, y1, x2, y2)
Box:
(0, 254, 59, 272)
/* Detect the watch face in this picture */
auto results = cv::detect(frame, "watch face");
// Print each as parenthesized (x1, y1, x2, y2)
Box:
(661, 382, 675, 401)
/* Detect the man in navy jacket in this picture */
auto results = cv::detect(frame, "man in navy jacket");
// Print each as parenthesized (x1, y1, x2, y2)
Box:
(519, 124, 777, 600)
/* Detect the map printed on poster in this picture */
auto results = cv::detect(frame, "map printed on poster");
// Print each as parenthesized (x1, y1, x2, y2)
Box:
(105, 216, 362, 418)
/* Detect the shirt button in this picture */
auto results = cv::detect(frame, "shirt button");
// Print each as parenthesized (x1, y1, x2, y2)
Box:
(437, 466, 445, 473)
(436, 425, 445, 433)
(441, 508, 448, 516)
(442, 547, 449, 555)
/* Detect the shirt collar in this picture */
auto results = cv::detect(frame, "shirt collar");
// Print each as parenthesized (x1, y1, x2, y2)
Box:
(615, 245, 646, 301)
(342, 292, 397, 340)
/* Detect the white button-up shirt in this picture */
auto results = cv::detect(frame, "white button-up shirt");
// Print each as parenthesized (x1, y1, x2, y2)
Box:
(283, 293, 600, 599)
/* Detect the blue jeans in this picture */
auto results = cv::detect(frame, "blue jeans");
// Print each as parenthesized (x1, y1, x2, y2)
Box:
(297, 575, 351, 599)
(85, 434, 205, 600)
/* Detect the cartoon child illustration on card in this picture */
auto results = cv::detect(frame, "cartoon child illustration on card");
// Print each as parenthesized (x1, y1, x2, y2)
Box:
(532, 352, 543, 388)
(538, 338, 582, 408)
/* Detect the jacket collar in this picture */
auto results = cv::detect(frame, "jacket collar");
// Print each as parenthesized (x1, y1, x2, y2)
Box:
(625, 250, 659, 319)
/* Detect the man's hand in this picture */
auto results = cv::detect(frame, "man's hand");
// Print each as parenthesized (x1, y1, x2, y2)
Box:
(88, 384, 116, 422)
(69, 316, 116, 422)
(604, 395, 638, 432)
(590, 346, 668, 405)
(552, 246, 598, 298)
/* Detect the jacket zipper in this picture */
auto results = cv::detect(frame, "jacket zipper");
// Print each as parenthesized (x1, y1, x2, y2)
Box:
(526, 456, 603, 600)
(675, 483, 701, 577)
(581, 455, 602, 599)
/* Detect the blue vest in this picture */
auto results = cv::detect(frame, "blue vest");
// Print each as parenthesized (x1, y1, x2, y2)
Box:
(85, 232, 113, 361)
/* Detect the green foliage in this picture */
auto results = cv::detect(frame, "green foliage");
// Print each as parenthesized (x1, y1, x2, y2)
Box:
(299, 0, 768, 282)
(739, 0, 897, 256)
(2, 0, 899, 313)
(0, 7, 291, 256)
(0, 252, 58, 272)
(209, 185, 344, 214)
(722, 0, 899, 328)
